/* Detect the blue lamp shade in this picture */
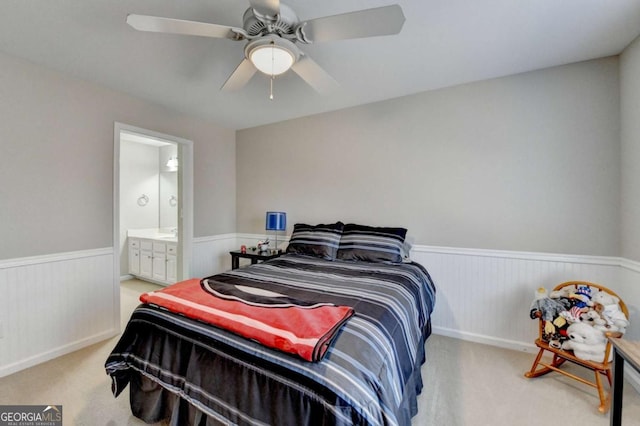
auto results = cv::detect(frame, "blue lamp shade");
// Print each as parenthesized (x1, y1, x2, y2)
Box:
(265, 211, 286, 231)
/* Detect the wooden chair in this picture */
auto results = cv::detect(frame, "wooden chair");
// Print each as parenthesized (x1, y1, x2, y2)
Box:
(524, 281, 629, 413)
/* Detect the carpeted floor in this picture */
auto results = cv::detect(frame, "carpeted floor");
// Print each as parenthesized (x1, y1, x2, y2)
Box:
(0, 279, 638, 425)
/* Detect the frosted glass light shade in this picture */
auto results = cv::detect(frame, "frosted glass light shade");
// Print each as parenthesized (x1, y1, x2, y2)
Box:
(166, 156, 178, 171)
(250, 45, 295, 76)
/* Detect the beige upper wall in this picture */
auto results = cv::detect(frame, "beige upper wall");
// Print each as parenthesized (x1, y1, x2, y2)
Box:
(0, 51, 236, 260)
(621, 36, 640, 262)
(237, 58, 621, 256)
(0, 48, 627, 260)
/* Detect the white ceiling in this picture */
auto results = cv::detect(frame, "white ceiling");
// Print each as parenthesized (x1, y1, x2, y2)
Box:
(1, 0, 639, 130)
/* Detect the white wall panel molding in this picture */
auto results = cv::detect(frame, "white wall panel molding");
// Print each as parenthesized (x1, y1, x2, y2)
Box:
(410, 245, 638, 348)
(192, 234, 237, 278)
(0, 330, 116, 379)
(616, 263, 640, 392)
(0, 248, 116, 378)
(191, 234, 290, 277)
(412, 243, 640, 393)
(193, 233, 238, 244)
(2, 240, 636, 382)
(0, 247, 113, 269)
(621, 257, 640, 274)
(413, 245, 621, 266)
(234, 233, 290, 246)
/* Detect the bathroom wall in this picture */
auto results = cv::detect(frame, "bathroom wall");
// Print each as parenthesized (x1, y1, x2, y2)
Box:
(119, 140, 178, 277)
(159, 144, 178, 230)
(119, 140, 159, 276)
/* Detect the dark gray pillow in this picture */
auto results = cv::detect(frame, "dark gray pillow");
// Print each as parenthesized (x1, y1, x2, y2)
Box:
(337, 224, 407, 263)
(286, 222, 344, 260)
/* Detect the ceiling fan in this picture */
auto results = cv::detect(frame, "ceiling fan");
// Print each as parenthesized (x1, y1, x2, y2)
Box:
(126, 1, 405, 96)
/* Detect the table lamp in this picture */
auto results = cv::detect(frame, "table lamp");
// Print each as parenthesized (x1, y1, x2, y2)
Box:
(265, 211, 286, 253)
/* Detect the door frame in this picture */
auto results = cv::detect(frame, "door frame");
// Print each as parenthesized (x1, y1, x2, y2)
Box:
(112, 122, 194, 330)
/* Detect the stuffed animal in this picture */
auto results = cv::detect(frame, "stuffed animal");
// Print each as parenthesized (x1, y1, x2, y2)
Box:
(561, 322, 610, 362)
(548, 338, 563, 349)
(529, 287, 571, 339)
(529, 287, 566, 320)
(550, 287, 572, 300)
(570, 285, 593, 310)
(580, 308, 602, 325)
(589, 303, 625, 334)
(559, 306, 584, 324)
(591, 292, 629, 334)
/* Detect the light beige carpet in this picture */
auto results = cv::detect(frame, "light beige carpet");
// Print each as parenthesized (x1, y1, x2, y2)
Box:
(0, 279, 638, 425)
(417, 335, 640, 425)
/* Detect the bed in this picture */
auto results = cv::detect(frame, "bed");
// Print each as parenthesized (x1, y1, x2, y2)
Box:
(106, 223, 436, 426)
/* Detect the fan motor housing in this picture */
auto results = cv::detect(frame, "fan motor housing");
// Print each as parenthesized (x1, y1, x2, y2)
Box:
(243, 3, 299, 37)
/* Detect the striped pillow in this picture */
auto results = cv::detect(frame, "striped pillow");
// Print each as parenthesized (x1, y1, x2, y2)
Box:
(337, 224, 407, 263)
(286, 222, 344, 260)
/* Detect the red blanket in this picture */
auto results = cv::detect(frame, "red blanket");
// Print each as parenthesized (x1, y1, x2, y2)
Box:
(140, 278, 354, 362)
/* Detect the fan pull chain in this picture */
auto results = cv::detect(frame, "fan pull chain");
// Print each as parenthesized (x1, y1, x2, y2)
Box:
(270, 44, 275, 100)
(270, 76, 274, 100)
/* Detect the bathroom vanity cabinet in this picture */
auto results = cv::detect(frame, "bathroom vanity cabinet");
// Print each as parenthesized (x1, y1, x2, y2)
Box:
(128, 237, 177, 285)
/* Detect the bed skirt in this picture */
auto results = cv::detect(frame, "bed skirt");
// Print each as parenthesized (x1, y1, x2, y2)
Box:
(130, 373, 222, 426)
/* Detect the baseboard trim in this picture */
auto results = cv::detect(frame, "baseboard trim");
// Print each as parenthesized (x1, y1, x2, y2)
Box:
(0, 328, 118, 378)
(432, 326, 538, 353)
(627, 367, 640, 393)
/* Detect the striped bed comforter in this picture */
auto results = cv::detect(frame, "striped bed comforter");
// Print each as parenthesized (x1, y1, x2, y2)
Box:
(105, 254, 436, 426)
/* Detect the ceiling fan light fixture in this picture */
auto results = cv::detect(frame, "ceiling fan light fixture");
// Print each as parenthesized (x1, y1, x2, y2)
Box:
(246, 37, 298, 76)
(250, 45, 294, 75)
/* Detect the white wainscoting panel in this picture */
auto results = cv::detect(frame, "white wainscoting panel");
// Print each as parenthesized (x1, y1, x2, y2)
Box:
(617, 259, 640, 391)
(192, 234, 238, 278)
(0, 248, 116, 378)
(192, 234, 290, 277)
(620, 259, 640, 340)
(409, 246, 626, 351)
(218, 237, 636, 352)
(3, 237, 638, 388)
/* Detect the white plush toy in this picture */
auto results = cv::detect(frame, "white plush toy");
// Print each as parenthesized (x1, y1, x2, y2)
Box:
(559, 307, 583, 324)
(561, 322, 610, 362)
(591, 291, 629, 334)
(580, 309, 602, 325)
(549, 287, 572, 299)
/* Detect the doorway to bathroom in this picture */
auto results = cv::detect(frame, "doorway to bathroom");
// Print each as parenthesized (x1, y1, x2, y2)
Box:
(113, 123, 193, 321)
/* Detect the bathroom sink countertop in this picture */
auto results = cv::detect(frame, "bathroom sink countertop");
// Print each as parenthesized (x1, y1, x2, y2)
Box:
(128, 228, 178, 242)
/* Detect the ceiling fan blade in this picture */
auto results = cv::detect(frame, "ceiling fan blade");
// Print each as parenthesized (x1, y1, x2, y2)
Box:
(126, 14, 245, 40)
(299, 5, 405, 43)
(291, 55, 338, 94)
(221, 59, 257, 91)
(248, 0, 280, 18)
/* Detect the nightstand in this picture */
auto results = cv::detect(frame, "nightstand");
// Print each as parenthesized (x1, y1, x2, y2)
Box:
(229, 249, 282, 270)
